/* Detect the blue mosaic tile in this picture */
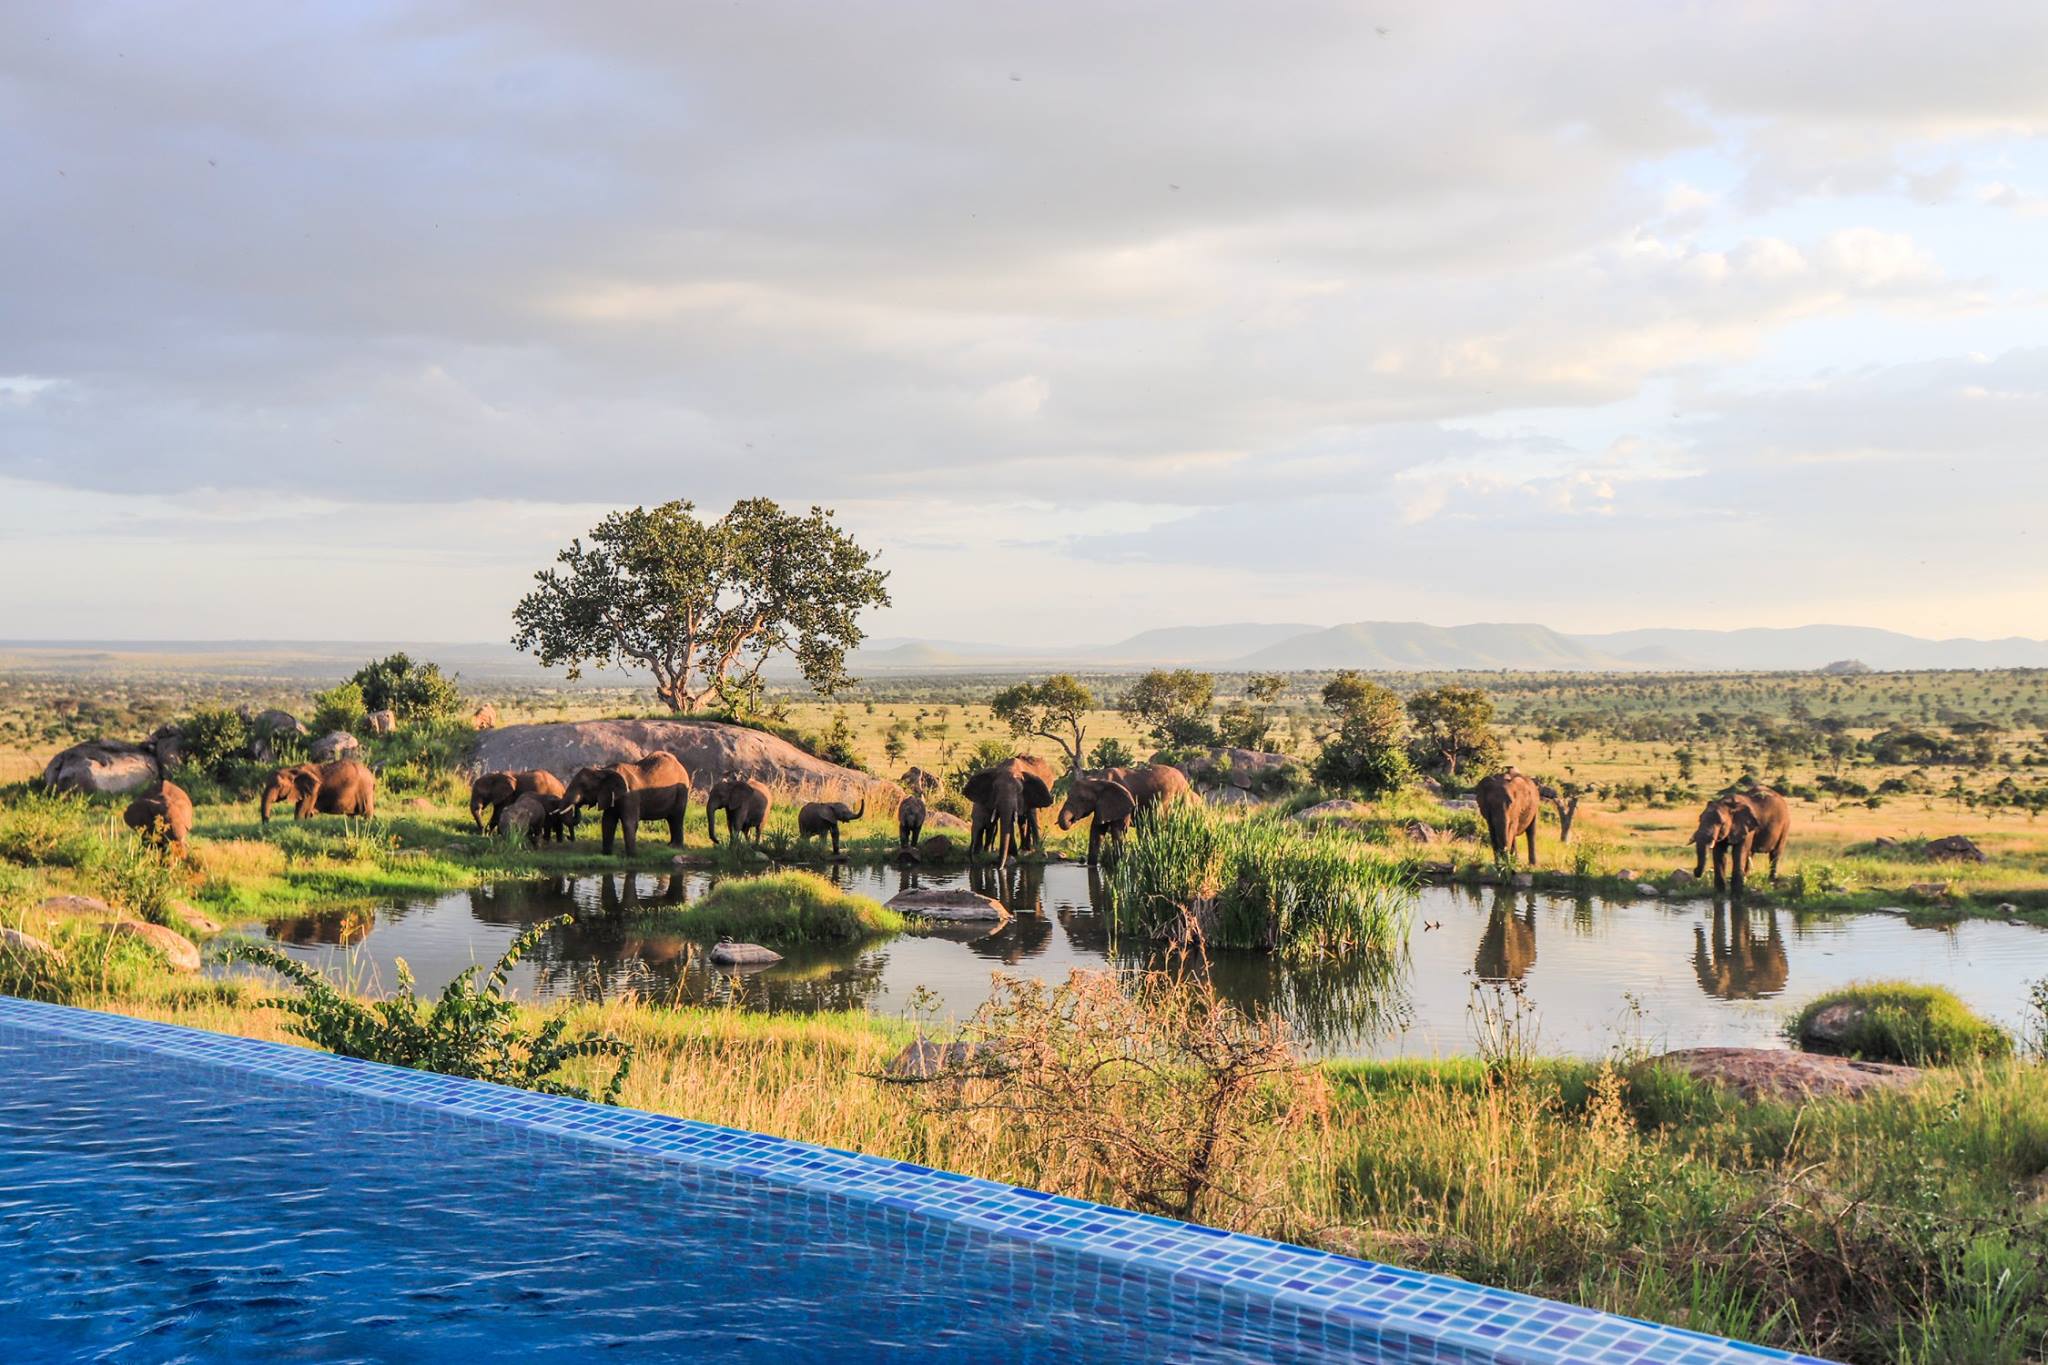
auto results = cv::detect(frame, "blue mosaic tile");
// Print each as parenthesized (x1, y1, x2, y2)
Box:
(0, 994, 1841, 1364)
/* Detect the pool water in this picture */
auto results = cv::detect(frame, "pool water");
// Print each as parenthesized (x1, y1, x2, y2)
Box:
(0, 998, 1826, 1364)
(247, 865, 2048, 1059)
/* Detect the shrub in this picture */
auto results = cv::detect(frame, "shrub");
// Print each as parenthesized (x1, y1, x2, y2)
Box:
(1790, 983, 2012, 1066)
(349, 653, 464, 725)
(1106, 804, 1413, 959)
(0, 789, 103, 868)
(1087, 737, 1137, 770)
(226, 917, 634, 1102)
(180, 706, 252, 778)
(310, 681, 366, 734)
(638, 871, 904, 944)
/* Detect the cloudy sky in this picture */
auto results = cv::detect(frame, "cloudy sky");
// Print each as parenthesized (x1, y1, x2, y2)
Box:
(3, 2, 2045, 647)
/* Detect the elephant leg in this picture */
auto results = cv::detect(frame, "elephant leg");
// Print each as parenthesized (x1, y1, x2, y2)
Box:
(669, 813, 684, 847)
(601, 810, 619, 855)
(1087, 822, 1101, 867)
(1769, 845, 1782, 884)
(621, 816, 638, 858)
(830, 825, 841, 856)
(1712, 842, 1727, 892)
(1523, 823, 1537, 866)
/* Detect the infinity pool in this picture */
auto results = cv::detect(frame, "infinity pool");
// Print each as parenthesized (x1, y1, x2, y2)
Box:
(0, 998, 1823, 1363)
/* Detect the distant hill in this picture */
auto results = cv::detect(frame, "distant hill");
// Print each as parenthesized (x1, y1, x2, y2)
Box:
(1571, 626, 2048, 671)
(1233, 621, 1625, 671)
(1085, 623, 1320, 664)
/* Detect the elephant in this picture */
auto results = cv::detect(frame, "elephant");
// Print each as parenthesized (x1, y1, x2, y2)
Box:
(963, 759, 1055, 866)
(1474, 768, 1542, 864)
(469, 769, 568, 834)
(897, 794, 926, 853)
(259, 760, 376, 823)
(704, 775, 772, 845)
(1053, 777, 1139, 866)
(123, 779, 195, 859)
(1691, 789, 1792, 894)
(797, 798, 866, 856)
(496, 791, 567, 848)
(562, 753, 692, 856)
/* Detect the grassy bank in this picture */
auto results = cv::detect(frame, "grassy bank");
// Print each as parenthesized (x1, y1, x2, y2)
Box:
(625, 870, 907, 943)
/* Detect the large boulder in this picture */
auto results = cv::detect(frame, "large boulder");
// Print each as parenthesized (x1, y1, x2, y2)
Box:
(309, 731, 361, 762)
(1293, 799, 1372, 826)
(245, 709, 308, 762)
(0, 927, 59, 962)
(42, 741, 159, 795)
(1924, 835, 1987, 863)
(886, 886, 1008, 923)
(470, 704, 498, 731)
(1182, 747, 1298, 795)
(471, 719, 901, 806)
(1647, 1047, 1920, 1103)
(925, 810, 970, 832)
(111, 920, 200, 972)
(899, 766, 942, 795)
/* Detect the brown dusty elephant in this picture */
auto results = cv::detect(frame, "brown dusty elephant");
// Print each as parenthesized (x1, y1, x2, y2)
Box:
(259, 760, 377, 823)
(1055, 762, 1196, 863)
(1474, 768, 1542, 864)
(897, 794, 926, 853)
(797, 798, 865, 856)
(496, 791, 566, 848)
(469, 769, 568, 834)
(704, 774, 772, 846)
(562, 753, 692, 856)
(1691, 789, 1792, 894)
(123, 780, 195, 859)
(964, 759, 1055, 866)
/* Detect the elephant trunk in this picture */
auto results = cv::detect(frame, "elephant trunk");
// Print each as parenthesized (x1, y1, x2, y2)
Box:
(260, 789, 275, 825)
(853, 797, 865, 821)
(706, 799, 719, 844)
(1692, 838, 1708, 880)
(470, 793, 487, 832)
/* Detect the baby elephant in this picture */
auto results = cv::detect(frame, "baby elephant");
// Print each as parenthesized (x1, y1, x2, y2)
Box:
(796, 798, 866, 856)
(497, 792, 569, 848)
(896, 794, 926, 854)
(123, 780, 195, 859)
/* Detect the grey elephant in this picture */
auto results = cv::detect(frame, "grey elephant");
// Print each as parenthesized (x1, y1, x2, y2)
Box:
(1691, 789, 1792, 894)
(964, 761, 1054, 866)
(705, 775, 772, 846)
(897, 794, 927, 853)
(797, 797, 865, 856)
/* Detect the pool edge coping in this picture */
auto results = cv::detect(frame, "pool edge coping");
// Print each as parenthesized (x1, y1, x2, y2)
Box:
(0, 994, 1836, 1365)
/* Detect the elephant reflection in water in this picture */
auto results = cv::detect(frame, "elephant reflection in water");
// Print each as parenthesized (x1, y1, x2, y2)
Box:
(466, 876, 579, 928)
(1692, 905, 1789, 999)
(269, 907, 377, 947)
(968, 860, 1046, 918)
(1473, 891, 1538, 984)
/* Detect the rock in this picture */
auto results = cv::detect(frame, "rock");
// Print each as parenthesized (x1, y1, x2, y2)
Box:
(708, 940, 782, 967)
(1511, 872, 1534, 889)
(471, 719, 900, 807)
(36, 895, 113, 918)
(886, 887, 1009, 922)
(1633, 882, 1661, 896)
(245, 709, 308, 762)
(1207, 785, 1259, 806)
(672, 852, 718, 869)
(898, 766, 942, 795)
(171, 903, 223, 935)
(1439, 799, 1478, 813)
(1419, 777, 1444, 797)
(470, 704, 497, 731)
(309, 731, 360, 762)
(110, 921, 200, 972)
(405, 797, 435, 811)
(1184, 748, 1295, 793)
(1908, 882, 1951, 898)
(1403, 820, 1444, 844)
(1871, 836, 1898, 850)
(0, 927, 59, 961)
(1420, 861, 1455, 878)
(365, 710, 398, 736)
(1649, 1047, 1921, 1103)
(1924, 835, 1987, 863)
(1617, 869, 1641, 881)
(925, 810, 970, 832)
(916, 835, 958, 861)
(1669, 869, 1697, 884)
(1799, 1001, 1866, 1052)
(881, 1040, 1004, 1082)
(41, 740, 160, 795)
(1293, 799, 1372, 825)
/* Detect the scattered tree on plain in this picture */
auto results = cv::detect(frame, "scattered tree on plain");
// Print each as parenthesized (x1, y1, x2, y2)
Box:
(991, 674, 1096, 774)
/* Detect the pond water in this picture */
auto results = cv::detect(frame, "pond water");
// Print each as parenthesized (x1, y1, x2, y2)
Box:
(243, 864, 2048, 1060)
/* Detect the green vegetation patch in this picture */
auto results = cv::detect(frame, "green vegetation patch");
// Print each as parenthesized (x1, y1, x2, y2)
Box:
(634, 871, 905, 945)
(1790, 981, 2013, 1066)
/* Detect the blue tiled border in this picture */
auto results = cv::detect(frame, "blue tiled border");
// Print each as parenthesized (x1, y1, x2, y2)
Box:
(0, 996, 1834, 1364)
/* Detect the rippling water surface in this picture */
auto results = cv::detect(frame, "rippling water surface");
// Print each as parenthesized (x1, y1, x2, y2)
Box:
(246, 865, 2048, 1059)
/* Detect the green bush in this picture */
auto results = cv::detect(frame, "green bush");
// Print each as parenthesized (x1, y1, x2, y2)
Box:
(180, 706, 252, 778)
(365, 718, 474, 799)
(1106, 804, 1413, 959)
(226, 916, 634, 1102)
(1790, 983, 2012, 1066)
(1087, 737, 1138, 770)
(310, 681, 366, 735)
(636, 871, 904, 944)
(0, 789, 104, 868)
(349, 653, 464, 725)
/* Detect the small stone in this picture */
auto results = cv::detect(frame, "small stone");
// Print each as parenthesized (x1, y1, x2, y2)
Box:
(0, 927, 59, 961)
(110, 921, 200, 972)
(881, 1040, 1003, 1082)
(35, 895, 114, 919)
(672, 852, 717, 869)
(1648, 1047, 1921, 1103)
(1511, 872, 1534, 889)
(886, 887, 1009, 922)
(1617, 869, 1640, 881)
(708, 940, 782, 967)
(1908, 882, 1951, 898)
(1669, 869, 1697, 884)
(1634, 882, 1661, 896)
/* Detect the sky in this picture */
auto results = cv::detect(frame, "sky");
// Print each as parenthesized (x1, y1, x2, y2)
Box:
(2, 1, 2045, 648)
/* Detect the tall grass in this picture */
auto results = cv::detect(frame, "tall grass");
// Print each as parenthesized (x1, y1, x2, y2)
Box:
(1105, 803, 1413, 958)
(627, 870, 905, 944)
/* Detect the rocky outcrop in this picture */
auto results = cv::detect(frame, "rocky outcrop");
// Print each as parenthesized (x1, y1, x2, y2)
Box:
(0, 927, 59, 961)
(471, 719, 900, 807)
(886, 886, 1008, 922)
(881, 1040, 1005, 1082)
(1292, 799, 1373, 826)
(1924, 835, 1987, 863)
(925, 811, 970, 832)
(470, 704, 497, 731)
(1182, 748, 1300, 798)
(898, 766, 942, 795)
(309, 731, 361, 762)
(111, 920, 200, 972)
(1648, 1047, 1921, 1103)
(42, 741, 160, 795)
(245, 709, 308, 762)
(36, 895, 113, 918)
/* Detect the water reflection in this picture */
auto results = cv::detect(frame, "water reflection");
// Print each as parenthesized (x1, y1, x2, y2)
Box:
(248, 866, 2048, 1060)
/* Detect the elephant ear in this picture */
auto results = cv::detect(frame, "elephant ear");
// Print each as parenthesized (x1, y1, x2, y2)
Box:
(1095, 781, 1138, 825)
(291, 767, 320, 798)
(1020, 774, 1054, 809)
(962, 769, 996, 803)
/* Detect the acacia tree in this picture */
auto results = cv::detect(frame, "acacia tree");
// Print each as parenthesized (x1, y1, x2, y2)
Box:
(1406, 684, 1500, 780)
(1313, 671, 1411, 795)
(511, 499, 890, 714)
(991, 675, 1095, 774)
(1118, 669, 1217, 748)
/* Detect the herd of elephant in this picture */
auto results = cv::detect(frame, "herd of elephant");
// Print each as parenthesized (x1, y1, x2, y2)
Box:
(1474, 768, 1791, 893)
(114, 749, 1787, 891)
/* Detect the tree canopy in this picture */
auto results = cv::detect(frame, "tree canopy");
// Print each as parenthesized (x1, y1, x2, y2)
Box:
(510, 499, 890, 714)
(350, 653, 463, 724)
(1405, 684, 1501, 779)
(1313, 671, 1411, 795)
(1118, 669, 1217, 747)
(990, 674, 1095, 773)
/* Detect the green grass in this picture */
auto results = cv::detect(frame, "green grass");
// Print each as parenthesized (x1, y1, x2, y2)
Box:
(1105, 802, 1414, 957)
(1789, 982, 2014, 1065)
(626, 871, 906, 945)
